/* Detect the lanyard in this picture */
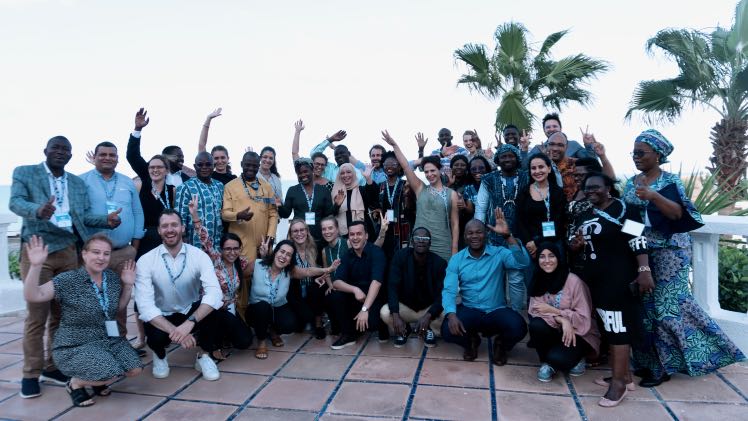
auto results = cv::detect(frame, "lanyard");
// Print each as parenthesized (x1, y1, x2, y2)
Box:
(264, 267, 281, 305)
(220, 261, 238, 299)
(152, 184, 170, 209)
(303, 185, 315, 210)
(242, 176, 273, 204)
(385, 179, 400, 209)
(500, 175, 518, 206)
(162, 253, 187, 286)
(295, 253, 312, 289)
(90, 272, 110, 319)
(327, 240, 342, 263)
(429, 186, 449, 210)
(49, 173, 68, 208)
(593, 199, 627, 227)
(97, 172, 118, 201)
(533, 183, 551, 221)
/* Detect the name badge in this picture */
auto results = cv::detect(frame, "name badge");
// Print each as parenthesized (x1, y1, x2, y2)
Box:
(386, 209, 395, 221)
(55, 213, 73, 228)
(227, 303, 236, 315)
(106, 201, 119, 214)
(305, 212, 316, 225)
(541, 221, 556, 237)
(105, 320, 119, 337)
(621, 219, 645, 237)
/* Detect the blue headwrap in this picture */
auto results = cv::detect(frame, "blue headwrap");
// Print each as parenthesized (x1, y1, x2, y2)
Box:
(635, 129, 673, 164)
(497, 144, 521, 161)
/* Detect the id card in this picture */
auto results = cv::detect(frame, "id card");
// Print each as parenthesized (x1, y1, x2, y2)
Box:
(55, 213, 73, 228)
(621, 219, 645, 237)
(227, 303, 236, 315)
(105, 320, 119, 337)
(106, 201, 119, 214)
(305, 212, 316, 225)
(386, 209, 395, 221)
(541, 221, 556, 237)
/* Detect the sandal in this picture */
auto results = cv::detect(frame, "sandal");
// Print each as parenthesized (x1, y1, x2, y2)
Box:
(270, 334, 284, 347)
(211, 349, 227, 362)
(255, 344, 268, 360)
(66, 381, 95, 407)
(92, 385, 112, 397)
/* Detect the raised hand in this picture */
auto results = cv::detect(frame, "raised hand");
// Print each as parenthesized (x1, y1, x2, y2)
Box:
(442, 144, 459, 157)
(294, 119, 305, 133)
(188, 195, 200, 221)
(258, 236, 271, 257)
(494, 130, 502, 145)
(134, 108, 149, 131)
(520, 129, 532, 152)
(328, 130, 347, 143)
(25, 235, 48, 266)
(206, 107, 222, 120)
(328, 258, 341, 273)
(579, 125, 596, 146)
(592, 141, 606, 159)
(362, 164, 373, 181)
(36, 196, 56, 220)
(381, 130, 397, 147)
(85, 150, 95, 165)
(487, 207, 510, 236)
(121, 260, 136, 286)
(334, 189, 346, 206)
(415, 132, 428, 149)
(456, 193, 466, 210)
(483, 141, 494, 159)
(107, 208, 122, 228)
(245, 146, 254, 153)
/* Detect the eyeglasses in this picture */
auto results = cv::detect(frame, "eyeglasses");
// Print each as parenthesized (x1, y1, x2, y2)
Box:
(223, 247, 241, 252)
(572, 172, 588, 180)
(413, 236, 431, 242)
(630, 150, 653, 158)
(195, 162, 214, 168)
(148, 165, 166, 170)
(583, 184, 606, 192)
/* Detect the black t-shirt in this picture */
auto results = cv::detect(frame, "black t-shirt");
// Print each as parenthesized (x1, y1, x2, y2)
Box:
(211, 171, 237, 185)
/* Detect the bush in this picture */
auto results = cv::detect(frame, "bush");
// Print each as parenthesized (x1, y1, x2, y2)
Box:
(8, 250, 20, 279)
(718, 244, 748, 313)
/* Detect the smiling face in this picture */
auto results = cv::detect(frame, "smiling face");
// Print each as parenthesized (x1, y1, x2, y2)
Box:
(296, 164, 312, 185)
(273, 244, 294, 269)
(194, 153, 215, 180)
(573, 166, 590, 190)
(148, 158, 168, 183)
(212, 150, 229, 173)
(464, 220, 487, 252)
(339, 166, 355, 186)
(632, 142, 659, 172)
(546, 133, 567, 163)
(313, 157, 327, 177)
(370, 147, 383, 169)
(438, 129, 452, 146)
(470, 159, 487, 183)
(543, 118, 561, 138)
(583, 175, 610, 206)
(423, 162, 440, 186)
(530, 157, 550, 183)
(383, 156, 400, 178)
(463, 134, 476, 153)
(538, 248, 558, 273)
(164, 147, 185, 171)
(451, 159, 467, 178)
(503, 127, 520, 146)
(94, 146, 118, 174)
(82, 239, 112, 274)
(242, 155, 260, 181)
(157, 213, 185, 248)
(289, 221, 308, 246)
(412, 228, 431, 255)
(321, 219, 339, 243)
(348, 223, 367, 252)
(44, 137, 73, 171)
(260, 150, 275, 172)
(498, 152, 518, 173)
(221, 239, 241, 264)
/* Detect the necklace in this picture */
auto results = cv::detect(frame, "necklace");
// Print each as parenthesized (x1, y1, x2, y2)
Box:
(500, 174, 518, 206)
(152, 183, 170, 209)
(533, 182, 551, 221)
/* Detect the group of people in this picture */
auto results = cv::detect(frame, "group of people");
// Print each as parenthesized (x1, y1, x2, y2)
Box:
(11, 108, 745, 409)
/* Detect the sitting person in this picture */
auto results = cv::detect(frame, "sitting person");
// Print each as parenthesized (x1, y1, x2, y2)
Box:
(528, 242, 600, 383)
(441, 215, 529, 365)
(380, 227, 447, 348)
(248, 239, 340, 359)
(326, 221, 389, 350)
(22, 234, 142, 408)
(188, 195, 253, 360)
(134, 209, 225, 381)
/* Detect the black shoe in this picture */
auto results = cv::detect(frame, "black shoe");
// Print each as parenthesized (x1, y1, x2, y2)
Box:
(314, 326, 327, 340)
(633, 368, 652, 378)
(423, 329, 437, 348)
(20, 378, 41, 399)
(378, 328, 391, 343)
(40, 369, 69, 386)
(330, 335, 356, 350)
(639, 373, 671, 387)
(393, 325, 410, 347)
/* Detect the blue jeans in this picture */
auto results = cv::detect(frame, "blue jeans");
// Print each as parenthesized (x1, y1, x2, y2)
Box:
(441, 305, 527, 351)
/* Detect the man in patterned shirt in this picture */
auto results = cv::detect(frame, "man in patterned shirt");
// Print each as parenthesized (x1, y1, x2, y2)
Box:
(175, 152, 224, 248)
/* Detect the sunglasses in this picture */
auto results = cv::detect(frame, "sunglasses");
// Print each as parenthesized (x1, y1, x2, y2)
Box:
(413, 236, 431, 242)
(630, 150, 653, 158)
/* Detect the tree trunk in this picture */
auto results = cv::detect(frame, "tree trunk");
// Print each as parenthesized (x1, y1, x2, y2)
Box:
(709, 118, 748, 215)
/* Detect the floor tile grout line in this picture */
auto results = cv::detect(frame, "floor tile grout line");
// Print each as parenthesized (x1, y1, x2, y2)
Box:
(715, 371, 748, 403)
(226, 334, 314, 420)
(649, 386, 681, 421)
(488, 339, 498, 421)
(316, 334, 373, 419)
(562, 374, 588, 421)
(401, 345, 428, 420)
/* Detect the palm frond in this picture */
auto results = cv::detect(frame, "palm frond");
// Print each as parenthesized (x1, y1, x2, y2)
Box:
(496, 88, 532, 131)
(494, 22, 529, 78)
(454, 43, 500, 98)
(540, 54, 609, 87)
(537, 29, 569, 59)
(727, 0, 748, 56)
(646, 29, 716, 91)
(711, 27, 735, 64)
(625, 79, 683, 122)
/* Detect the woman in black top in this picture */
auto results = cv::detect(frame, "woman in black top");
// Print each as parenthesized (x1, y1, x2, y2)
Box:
(129, 154, 175, 259)
(377, 151, 416, 261)
(278, 158, 334, 247)
(516, 153, 567, 259)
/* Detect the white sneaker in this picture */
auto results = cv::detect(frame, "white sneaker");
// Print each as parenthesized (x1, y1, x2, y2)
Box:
(152, 353, 170, 379)
(195, 354, 220, 381)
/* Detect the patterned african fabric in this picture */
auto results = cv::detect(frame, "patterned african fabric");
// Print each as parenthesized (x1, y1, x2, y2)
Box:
(175, 178, 224, 249)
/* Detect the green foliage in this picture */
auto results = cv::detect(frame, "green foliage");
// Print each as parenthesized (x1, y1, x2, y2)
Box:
(718, 244, 748, 313)
(8, 250, 20, 280)
(454, 22, 609, 131)
(681, 166, 748, 215)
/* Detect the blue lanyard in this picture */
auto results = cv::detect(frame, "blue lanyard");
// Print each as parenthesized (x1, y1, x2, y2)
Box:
(533, 183, 551, 221)
(162, 253, 187, 285)
(152, 185, 170, 209)
(593, 199, 627, 227)
(49, 173, 68, 208)
(326, 240, 342, 263)
(90, 273, 110, 319)
(97, 172, 118, 201)
(264, 267, 281, 305)
(242, 177, 273, 204)
(303, 185, 315, 210)
(385, 179, 400, 209)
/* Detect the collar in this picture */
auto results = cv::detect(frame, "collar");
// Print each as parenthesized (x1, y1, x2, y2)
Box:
(465, 244, 494, 260)
(43, 162, 66, 179)
(160, 242, 187, 258)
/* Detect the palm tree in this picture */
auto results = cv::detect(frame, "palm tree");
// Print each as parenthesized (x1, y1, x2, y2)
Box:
(626, 0, 748, 191)
(454, 22, 609, 132)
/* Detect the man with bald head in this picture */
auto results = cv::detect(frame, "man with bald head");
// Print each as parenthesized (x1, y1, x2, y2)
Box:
(11, 136, 122, 398)
(175, 152, 224, 247)
(441, 217, 529, 365)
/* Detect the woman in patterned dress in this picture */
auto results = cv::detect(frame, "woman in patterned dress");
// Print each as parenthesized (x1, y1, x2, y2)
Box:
(623, 129, 745, 387)
(22, 234, 142, 407)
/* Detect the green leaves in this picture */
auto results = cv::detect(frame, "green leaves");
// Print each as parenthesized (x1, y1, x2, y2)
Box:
(625, 79, 682, 122)
(718, 244, 748, 313)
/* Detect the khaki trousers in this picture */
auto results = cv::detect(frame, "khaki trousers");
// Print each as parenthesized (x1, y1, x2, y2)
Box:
(380, 303, 444, 335)
(20, 244, 77, 379)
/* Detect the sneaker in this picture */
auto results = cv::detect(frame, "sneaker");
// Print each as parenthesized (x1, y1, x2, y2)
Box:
(40, 369, 69, 386)
(330, 335, 356, 350)
(569, 358, 586, 377)
(194, 354, 220, 381)
(537, 363, 555, 382)
(393, 325, 411, 348)
(423, 329, 437, 348)
(152, 353, 170, 379)
(20, 378, 41, 399)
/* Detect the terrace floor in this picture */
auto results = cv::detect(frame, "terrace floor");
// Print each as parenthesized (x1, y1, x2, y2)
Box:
(0, 310, 745, 421)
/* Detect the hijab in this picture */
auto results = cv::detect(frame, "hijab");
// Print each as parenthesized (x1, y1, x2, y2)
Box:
(332, 163, 365, 235)
(530, 241, 569, 297)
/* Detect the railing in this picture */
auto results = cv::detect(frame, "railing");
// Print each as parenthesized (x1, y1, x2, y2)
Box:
(692, 215, 748, 353)
(0, 214, 24, 316)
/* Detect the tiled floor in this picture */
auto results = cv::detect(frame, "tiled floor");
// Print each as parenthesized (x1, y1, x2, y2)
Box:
(0, 312, 746, 421)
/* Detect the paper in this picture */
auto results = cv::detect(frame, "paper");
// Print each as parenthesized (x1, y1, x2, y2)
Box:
(305, 212, 316, 225)
(386, 210, 394, 221)
(622, 219, 645, 237)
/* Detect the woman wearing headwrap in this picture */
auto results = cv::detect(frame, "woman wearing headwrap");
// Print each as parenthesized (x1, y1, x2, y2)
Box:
(528, 242, 599, 384)
(331, 163, 378, 239)
(623, 129, 745, 387)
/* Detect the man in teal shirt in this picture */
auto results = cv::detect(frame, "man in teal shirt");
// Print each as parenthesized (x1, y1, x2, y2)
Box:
(441, 217, 529, 365)
(309, 130, 367, 185)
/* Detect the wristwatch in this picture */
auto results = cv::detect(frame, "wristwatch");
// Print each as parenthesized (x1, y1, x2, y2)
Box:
(188, 314, 198, 323)
(361, 306, 368, 312)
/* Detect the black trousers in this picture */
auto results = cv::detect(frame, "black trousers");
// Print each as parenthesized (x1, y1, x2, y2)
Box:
(246, 301, 296, 341)
(287, 282, 327, 331)
(325, 290, 385, 337)
(143, 302, 241, 359)
(205, 309, 253, 351)
(528, 316, 589, 372)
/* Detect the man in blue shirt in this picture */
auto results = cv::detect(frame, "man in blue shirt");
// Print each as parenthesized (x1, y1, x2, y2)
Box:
(309, 130, 367, 185)
(442, 215, 529, 365)
(80, 141, 145, 336)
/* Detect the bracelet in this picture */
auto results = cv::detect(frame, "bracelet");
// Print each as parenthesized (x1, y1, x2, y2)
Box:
(638, 266, 651, 272)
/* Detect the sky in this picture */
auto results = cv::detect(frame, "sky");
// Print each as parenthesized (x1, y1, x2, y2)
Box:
(0, 0, 740, 186)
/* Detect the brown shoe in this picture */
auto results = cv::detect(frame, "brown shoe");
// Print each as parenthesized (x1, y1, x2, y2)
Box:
(492, 337, 507, 366)
(463, 334, 480, 361)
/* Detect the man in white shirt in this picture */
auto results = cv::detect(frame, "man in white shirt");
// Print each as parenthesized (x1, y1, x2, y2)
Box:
(135, 209, 223, 381)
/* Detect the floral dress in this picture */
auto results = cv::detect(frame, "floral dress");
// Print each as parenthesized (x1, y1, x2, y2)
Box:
(623, 171, 745, 376)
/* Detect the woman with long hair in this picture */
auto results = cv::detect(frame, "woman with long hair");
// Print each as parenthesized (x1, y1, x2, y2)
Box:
(331, 163, 378, 239)
(447, 154, 471, 192)
(258, 146, 283, 204)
